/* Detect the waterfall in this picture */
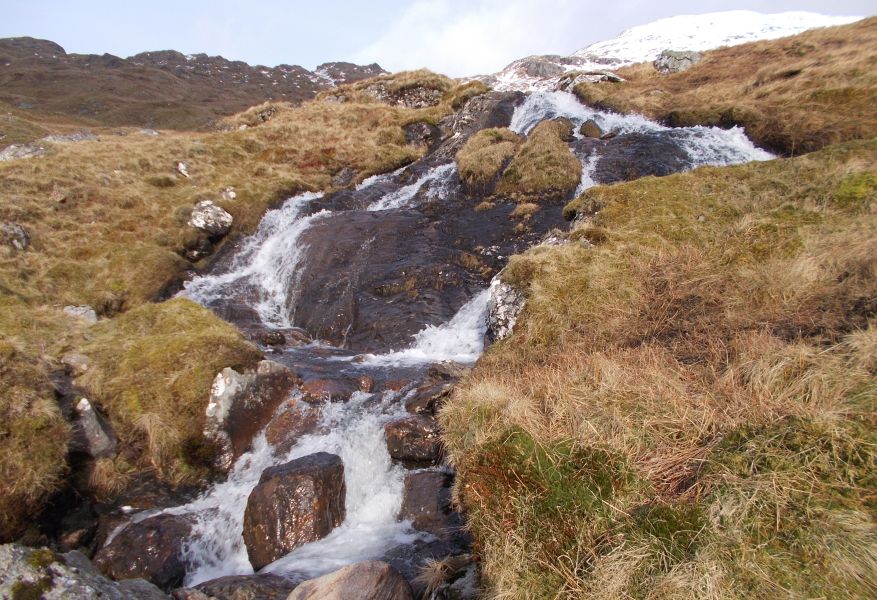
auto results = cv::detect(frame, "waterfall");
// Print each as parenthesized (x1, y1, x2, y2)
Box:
(367, 162, 457, 211)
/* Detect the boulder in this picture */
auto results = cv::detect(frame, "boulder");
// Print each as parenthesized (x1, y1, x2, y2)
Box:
(221, 186, 236, 201)
(192, 573, 299, 600)
(399, 471, 463, 539)
(0, 221, 30, 250)
(63, 304, 98, 324)
(579, 119, 604, 139)
(258, 330, 287, 346)
(93, 513, 193, 591)
(0, 143, 45, 161)
(404, 380, 454, 415)
(242, 452, 345, 570)
(205, 360, 300, 470)
(653, 50, 703, 74)
(188, 200, 233, 237)
(364, 82, 443, 109)
(486, 280, 524, 343)
(0, 544, 168, 600)
(264, 399, 322, 453)
(299, 377, 357, 404)
(287, 560, 413, 600)
(384, 415, 443, 464)
(70, 398, 117, 459)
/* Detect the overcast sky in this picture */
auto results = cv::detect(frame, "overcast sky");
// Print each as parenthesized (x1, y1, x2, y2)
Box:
(2, 1, 871, 76)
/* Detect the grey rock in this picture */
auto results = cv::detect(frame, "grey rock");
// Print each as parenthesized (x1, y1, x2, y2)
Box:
(220, 186, 236, 201)
(486, 279, 524, 343)
(653, 50, 703, 74)
(71, 398, 117, 459)
(0, 143, 45, 161)
(42, 130, 98, 143)
(138, 128, 160, 136)
(0, 543, 168, 599)
(188, 200, 233, 237)
(331, 166, 357, 188)
(63, 305, 98, 324)
(193, 573, 300, 600)
(176, 161, 190, 178)
(62, 352, 91, 376)
(0, 221, 30, 250)
(287, 560, 413, 600)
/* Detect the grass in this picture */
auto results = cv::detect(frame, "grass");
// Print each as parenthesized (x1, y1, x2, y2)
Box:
(455, 128, 523, 194)
(441, 138, 877, 598)
(0, 70, 483, 539)
(496, 119, 582, 202)
(572, 17, 877, 155)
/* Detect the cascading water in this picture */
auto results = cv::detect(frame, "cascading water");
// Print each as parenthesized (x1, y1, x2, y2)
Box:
(368, 162, 457, 211)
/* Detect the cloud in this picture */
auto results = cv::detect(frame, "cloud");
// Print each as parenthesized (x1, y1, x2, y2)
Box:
(352, 0, 595, 77)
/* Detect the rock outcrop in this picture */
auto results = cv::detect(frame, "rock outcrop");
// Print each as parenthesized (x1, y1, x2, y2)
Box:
(486, 280, 525, 343)
(0, 143, 45, 161)
(0, 222, 30, 250)
(287, 560, 413, 600)
(93, 513, 193, 591)
(242, 452, 346, 570)
(63, 304, 98, 324)
(653, 50, 703, 74)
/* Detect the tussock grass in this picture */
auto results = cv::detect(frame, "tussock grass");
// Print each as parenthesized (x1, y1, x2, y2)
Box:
(455, 128, 523, 194)
(497, 119, 582, 202)
(573, 17, 877, 155)
(441, 139, 877, 598)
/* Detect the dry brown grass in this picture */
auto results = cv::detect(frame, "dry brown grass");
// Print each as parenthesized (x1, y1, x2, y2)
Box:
(574, 17, 877, 155)
(456, 127, 523, 194)
(496, 119, 582, 202)
(441, 139, 877, 598)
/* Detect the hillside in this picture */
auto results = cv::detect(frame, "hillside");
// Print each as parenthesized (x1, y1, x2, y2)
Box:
(0, 37, 385, 133)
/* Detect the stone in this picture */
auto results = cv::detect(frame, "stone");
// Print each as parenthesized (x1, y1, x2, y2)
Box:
(242, 452, 345, 570)
(579, 118, 604, 139)
(193, 573, 300, 600)
(176, 161, 190, 178)
(61, 352, 90, 376)
(404, 381, 454, 415)
(0, 544, 168, 600)
(258, 330, 286, 346)
(427, 361, 471, 380)
(384, 415, 443, 464)
(221, 186, 236, 201)
(287, 560, 413, 600)
(653, 50, 703, 74)
(264, 399, 322, 454)
(0, 143, 45, 161)
(399, 471, 463, 539)
(331, 166, 357, 188)
(70, 398, 117, 459)
(93, 513, 193, 591)
(138, 128, 160, 136)
(188, 200, 233, 237)
(364, 81, 443, 109)
(63, 304, 98, 324)
(357, 375, 375, 393)
(0, 221, 31, 251)
(42, 130, 98, 143)
(299, 377, 357, 404)
(205, 360, 300, 470)
(486, 280, 524, 343)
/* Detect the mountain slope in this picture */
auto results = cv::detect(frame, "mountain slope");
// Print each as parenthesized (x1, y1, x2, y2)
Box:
(0, 37, 385, 131)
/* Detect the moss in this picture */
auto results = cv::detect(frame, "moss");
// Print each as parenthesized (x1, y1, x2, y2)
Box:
(833, 172, 876, 210)
(25, 548, 60, 570)
(11, 577, 53, 600)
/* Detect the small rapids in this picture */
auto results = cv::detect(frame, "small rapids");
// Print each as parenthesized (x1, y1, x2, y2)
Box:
(368, 162, 457, 211)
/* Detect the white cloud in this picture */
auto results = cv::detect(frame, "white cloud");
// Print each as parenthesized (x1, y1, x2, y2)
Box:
(352, 0, 594, 77)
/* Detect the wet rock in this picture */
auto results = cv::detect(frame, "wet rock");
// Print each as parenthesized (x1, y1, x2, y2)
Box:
(205, 360, 300, 470)
(654, 50, 703, 74)
(428, 361, 471, 380)
(188, 200, 233, 238)
(580, 132, 691, 184)
(399, 471, 464, 539)
(358, 375, 375, 393)
(0, 221, 30, 250)
(288, 560, 413, 600)
(331, 166, 357, 188)
(486, 280, 524, 343)
(70, 398, 117, 459)
(192, 573, 300, 600)
(299, 377, 357, 403)
(405, 380, 454, 415)
(404, 121, 438, 148)
(385, 415, 443, 464)
(579, 118, 604, 139)
(183, 235, 213, 262)
(264, 399, 322, 454)
(93, 513, 193, 591)
(63, 304, 98, 324)
(242, 452, 345, 570)
(286, 327, 313, 347)
(0, 143, 45, 161)
(258, 330, 286, 346)
(0, 544, 168, 600)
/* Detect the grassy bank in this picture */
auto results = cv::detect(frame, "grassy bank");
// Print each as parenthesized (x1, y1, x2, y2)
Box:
(572, 17, 877, 155)
(441, 139, 877, 598)
(0, 70, 484, 539)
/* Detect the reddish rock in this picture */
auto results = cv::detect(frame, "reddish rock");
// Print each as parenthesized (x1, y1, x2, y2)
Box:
(300, 378, 357, 404)
(384, 415, 443, 464)
(357, 375, 375, 393)
(264, 399, 322, 453)
(383, 379, 412, 392)
(288, 560, 413, 600)
(93, 513, 193, 591)
(404, 381, 454, 415)
(399, 471, 464, 539)
(242, 452, 346, 570)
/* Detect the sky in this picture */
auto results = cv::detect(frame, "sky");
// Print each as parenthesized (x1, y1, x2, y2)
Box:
(1, 1, 872, 76)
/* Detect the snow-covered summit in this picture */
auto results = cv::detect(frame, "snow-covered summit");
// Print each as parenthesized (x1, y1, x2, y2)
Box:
(482, 10, 863, 92)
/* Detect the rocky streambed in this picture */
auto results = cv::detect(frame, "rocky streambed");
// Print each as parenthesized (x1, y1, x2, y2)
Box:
(1, 89, 774, 600)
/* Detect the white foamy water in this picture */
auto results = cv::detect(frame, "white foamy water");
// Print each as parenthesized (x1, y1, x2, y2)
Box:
(362, 288, 490, 367)
(368, 163, 457, 211)
(180, 392, 421, 586)
(574, 153, 600, 197)
(180, 192, 325, 327)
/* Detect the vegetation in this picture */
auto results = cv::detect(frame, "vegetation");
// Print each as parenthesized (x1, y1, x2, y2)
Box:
(572, 17, 877, 155)
(0, 70, 482, 538)
(441, 139, 877, 598)
(496, 119, 581, 202)
(455, 127, 523, 193)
